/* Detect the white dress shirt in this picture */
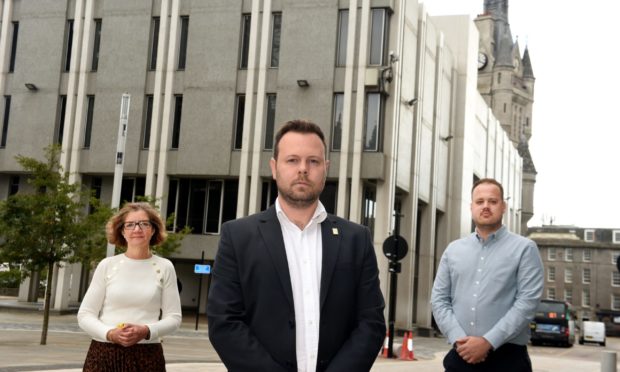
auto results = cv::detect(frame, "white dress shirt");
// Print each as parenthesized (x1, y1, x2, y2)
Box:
(276, 198, 327, 372)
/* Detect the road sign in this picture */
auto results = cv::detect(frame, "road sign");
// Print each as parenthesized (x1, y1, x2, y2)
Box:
(194, 264, 211, 274)
(382, 235, 408, 261)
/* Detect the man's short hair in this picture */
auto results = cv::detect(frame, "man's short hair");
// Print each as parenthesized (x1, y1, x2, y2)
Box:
(273, 119, 326, 160)
(472, 178, 505, 200)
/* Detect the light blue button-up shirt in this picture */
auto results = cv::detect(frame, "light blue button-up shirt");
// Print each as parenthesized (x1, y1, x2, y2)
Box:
(431, 226, 544, 349)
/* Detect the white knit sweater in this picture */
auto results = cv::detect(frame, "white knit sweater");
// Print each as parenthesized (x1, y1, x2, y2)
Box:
(78, 254, 182, 343)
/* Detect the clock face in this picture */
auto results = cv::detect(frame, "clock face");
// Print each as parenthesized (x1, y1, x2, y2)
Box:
(478, 52, 488, 70)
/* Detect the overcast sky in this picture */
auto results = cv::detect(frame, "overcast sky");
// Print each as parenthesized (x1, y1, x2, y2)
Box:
(423, 0, 620, 229)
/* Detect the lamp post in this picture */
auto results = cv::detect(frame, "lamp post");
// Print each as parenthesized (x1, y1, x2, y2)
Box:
(107, 93, 131, 257)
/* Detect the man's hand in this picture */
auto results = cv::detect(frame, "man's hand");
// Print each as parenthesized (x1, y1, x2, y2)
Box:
(455, 336, 492, 364)
(106, 323, 150, 347)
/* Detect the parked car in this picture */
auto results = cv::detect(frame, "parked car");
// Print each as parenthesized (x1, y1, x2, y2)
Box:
(530, 299, 575, 347)
(579, 321, 606, 346)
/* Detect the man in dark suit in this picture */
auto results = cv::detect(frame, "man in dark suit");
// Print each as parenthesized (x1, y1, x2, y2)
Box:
(207, 120, 386, 372)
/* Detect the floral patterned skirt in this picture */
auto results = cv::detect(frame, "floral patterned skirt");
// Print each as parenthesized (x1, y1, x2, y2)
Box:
(83, 340, 166, 372)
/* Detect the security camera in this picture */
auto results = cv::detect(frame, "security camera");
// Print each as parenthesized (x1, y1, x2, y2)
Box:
(389, 51, 399, 63)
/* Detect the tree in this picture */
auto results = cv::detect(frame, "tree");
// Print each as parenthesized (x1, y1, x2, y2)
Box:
(0, 146, 108, 345)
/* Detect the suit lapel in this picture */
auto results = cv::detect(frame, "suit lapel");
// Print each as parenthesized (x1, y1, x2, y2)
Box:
(258, 207, 295, 309)
(320, 216, 341, 309)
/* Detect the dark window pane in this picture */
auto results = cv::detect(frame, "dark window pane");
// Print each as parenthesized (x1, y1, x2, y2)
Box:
(205, 181, 223, 233)
(120, 178, 135, 205)
(83, 95, 95, 148)
(369, 9, 387, 65)
(222, 179, 238, 224)
(171, 95, 183, 149)
(91, 19, 102, 71)
(149, 17, 160, 70)
(1, 96, 11, 147)
(188, 179, 207, 233)
(143, 95, 153, 149)
(336, 10, 348, 66)
(331, 93, 344, 150)
(166, 179, 179, 230)
(135, 177, 146, 199)
(9, 22, 18, 72)
(270, 13, 281, 67)
(240, 15, 251, 68)
(233, 95, 245, 150)
(264, 94, 277, 149)
(64, 20, 74, 72)
(364, 93, 381, 151)
(260, 180, 277, 211)
(320, 181, 337, 215)
(56, 95, 67, 145)
(178, 16, 189, 69)
(8, 176, 19, 196)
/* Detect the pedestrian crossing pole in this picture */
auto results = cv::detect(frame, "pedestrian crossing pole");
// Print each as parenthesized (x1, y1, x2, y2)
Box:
(107, 93, 131, 257)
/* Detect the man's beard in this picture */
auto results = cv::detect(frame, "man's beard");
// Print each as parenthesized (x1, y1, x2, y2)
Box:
(278, 181, 322, 208)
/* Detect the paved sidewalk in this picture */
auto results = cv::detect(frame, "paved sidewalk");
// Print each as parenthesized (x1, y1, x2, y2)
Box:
(0, 297, 605, 371)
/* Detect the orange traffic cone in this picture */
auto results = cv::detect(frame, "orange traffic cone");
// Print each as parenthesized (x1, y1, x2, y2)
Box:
(399, 331, 416, 361)
(380, 331, 389, 357)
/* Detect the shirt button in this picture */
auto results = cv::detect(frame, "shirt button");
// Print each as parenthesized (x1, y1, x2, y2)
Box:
(481, 257, 485, 260)
(477, 269, 482, 272)
(471, 307, 476, 311)
(473, 294, 478, 297)
(470, 322, 475, 326)
(475, 281, 480, 285)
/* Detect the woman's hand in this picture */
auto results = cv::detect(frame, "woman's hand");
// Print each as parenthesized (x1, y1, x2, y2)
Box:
(106, 323, 150, 347)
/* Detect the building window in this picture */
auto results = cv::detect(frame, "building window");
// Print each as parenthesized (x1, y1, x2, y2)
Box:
(9, 22, 19, 72)
(565, 248, 573, 261)
(1, 96, 11, 147)
(547, 266, 555, 282)
(55, 95, 67, 145)
(149, 17, 160, 70)
(83, 95, 95, 148)
(167, 178, 238, 234)
(239, 14, 251, 69)
(368, 8, 388, 66)
(178, 16, 189, 70)
(583, 268, 591, 284)
(261, 179, 277, 211)
(8, 176, 19, 196)
(614, 230, 620, 244)
(547, 287, 555, 300)
(171, 95, 183, 149)
(498, 73, 502, 84)
(331, 93, 344, 151)
(89, 176, 103, 214)
(336, 10, 348, 66)
(613, 252, 620, 265)
(120, 177, 146, 205)
(547, 247, 556, 261)
(142, 95, 154, 149)
(63, 20, 74, 72)
(584, 229, 595, 242)
(362, 184, 376, 235)
(564, 288, 572, 304)
(583, 248, 592, 262)
(582, 289, 591, 307)
(263, 94, 277, 150)
(613, 294, 620, 311)
(270, 13, 281, 67)
(364, 93, 382, 151)
(564, 268, 572, 284)
(91, 19, 102, 71)
(613, 272, 620, 287)
(233, 94, 245, 150)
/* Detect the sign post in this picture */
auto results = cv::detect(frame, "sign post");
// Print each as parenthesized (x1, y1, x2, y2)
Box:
(194, 251, 211, 330)
(382, 212, 407, 358)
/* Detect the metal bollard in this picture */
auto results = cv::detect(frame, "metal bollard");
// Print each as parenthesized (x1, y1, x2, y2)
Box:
(601, 351, 617, 372)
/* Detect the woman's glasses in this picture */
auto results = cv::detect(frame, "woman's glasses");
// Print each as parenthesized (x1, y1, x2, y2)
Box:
(123, 220, 153, 231)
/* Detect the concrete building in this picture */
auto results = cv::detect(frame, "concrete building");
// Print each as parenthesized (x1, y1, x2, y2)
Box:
(529, 226, 620, 327)
(1, 0, 526, 334)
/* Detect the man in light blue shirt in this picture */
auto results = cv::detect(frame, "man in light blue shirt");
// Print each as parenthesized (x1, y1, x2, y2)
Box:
(431, 178, 543, 372)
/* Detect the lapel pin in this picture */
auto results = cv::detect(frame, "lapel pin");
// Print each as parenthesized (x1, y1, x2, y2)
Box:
(332, 228, 339, 235)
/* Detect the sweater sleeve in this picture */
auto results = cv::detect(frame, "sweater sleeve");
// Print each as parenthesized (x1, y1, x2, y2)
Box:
(147, 258, 182, 340)
(77, 259, 114, 341)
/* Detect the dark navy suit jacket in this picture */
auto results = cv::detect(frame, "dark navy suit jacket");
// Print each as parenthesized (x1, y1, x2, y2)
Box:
(206, 206, 386, 372)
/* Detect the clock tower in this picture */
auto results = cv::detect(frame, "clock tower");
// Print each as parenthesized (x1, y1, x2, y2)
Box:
(474, 0, 537, 233)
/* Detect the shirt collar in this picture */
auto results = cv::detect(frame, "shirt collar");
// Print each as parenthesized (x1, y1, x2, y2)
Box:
(275, 198, 328, 227)
(475, 225, 507, 243)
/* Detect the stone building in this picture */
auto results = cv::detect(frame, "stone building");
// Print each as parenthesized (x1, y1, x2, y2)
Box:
(529, 226, 620, 325)
(0, 0, 526, 334)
